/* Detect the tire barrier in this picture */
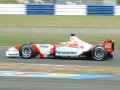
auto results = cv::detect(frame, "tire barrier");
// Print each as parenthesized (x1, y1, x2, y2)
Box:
(114, 6, 120, 16)
(27, 4, 54, 15)
(0, 4, 26, 14)
(55, 5, 87, 15)
(0, 4, 120, 15)
(87, 6, 114, 15)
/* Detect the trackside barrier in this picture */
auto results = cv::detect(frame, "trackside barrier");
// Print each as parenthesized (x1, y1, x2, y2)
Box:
(0, 4, 120, 15)
(55, 5, 87, 15)
(87, 6, 114, 15)
(114, 6, 120, 15)
(26, 4, 54, 15)
(0, 4, 26, 14)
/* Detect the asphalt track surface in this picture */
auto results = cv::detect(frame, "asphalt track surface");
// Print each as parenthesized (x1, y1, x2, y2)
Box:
(0, 27, 120, 34)
(0, 77, 120, 90)
(0, 27, 120, 90)
(0, 46, 120, 67)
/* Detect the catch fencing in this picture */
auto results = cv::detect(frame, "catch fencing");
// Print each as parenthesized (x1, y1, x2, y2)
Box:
(0, 4, 120, 15)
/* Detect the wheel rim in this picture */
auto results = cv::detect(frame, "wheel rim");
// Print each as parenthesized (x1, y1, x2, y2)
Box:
(94, 49, 104, 60)
(22, 47, 31, 58)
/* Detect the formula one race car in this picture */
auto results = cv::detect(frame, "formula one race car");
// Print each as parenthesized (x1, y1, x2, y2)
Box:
(6, 34, 114, 61)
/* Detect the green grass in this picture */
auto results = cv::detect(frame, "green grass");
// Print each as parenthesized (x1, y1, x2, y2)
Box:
(0, 15, 120, 28)
(0, 34, 119, 50)
(0, 15, 119, 49)
(0, 0, 15, 3)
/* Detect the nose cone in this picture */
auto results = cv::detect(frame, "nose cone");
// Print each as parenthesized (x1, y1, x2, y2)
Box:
(8, 47, 17, 51)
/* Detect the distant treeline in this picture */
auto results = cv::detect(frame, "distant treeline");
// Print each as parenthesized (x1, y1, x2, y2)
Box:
(0, 0, 54, 4)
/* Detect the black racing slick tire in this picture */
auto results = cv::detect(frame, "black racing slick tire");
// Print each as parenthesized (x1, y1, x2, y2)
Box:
(19, 44, 35, 59)
(91, 46, 107, 61)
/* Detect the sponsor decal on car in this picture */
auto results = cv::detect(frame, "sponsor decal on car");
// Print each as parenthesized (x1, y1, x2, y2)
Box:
(56, 51, 77, 55)
(8, 54, 19, 56)
(105, 43, 112, 48)
(39, 45, 49, 48)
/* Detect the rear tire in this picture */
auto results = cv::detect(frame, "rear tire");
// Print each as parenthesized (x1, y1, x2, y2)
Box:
(91, 46, 107, 61)
(19, 44, 35, 59)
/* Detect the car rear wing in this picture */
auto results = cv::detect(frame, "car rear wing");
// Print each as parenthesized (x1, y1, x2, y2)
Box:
(104, 40, 114, 53)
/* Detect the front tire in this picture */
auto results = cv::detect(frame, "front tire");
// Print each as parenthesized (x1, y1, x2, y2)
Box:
(91, 46, 107, 61)
(19, 45, 35, 59)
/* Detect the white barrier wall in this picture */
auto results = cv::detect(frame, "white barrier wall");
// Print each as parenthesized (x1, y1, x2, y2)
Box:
(55, 5, 87, 15)
(0, 4, 26, 14)
(114, 6, 120, 15)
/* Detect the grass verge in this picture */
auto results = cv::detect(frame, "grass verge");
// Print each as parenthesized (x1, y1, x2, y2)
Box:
(0, 63, 120, 74)
(0, 0, 15, 3)
(0, 34, 119, 50)
(0, 15, 120, 28)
